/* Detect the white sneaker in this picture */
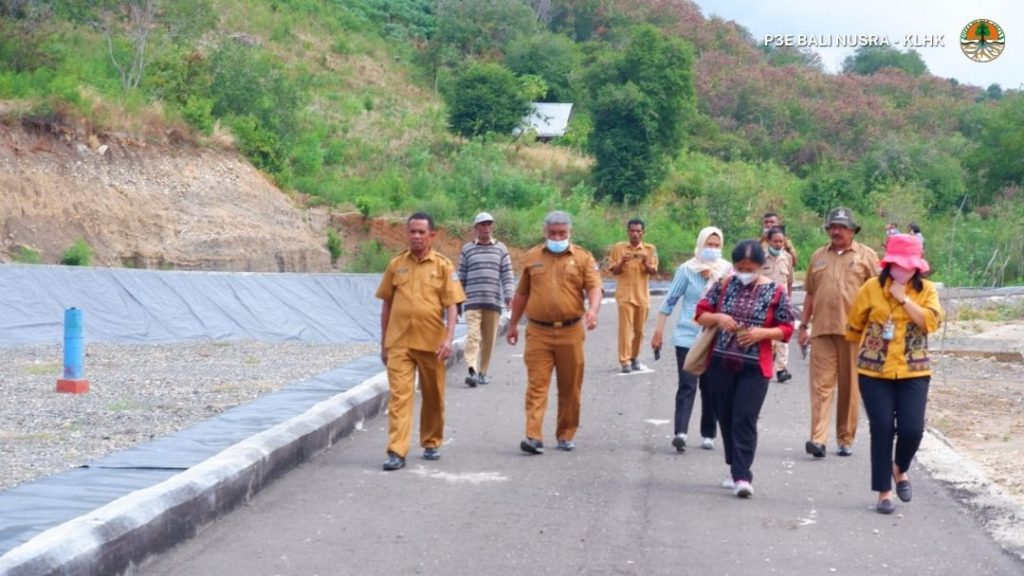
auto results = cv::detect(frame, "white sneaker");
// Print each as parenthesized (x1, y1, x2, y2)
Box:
(734, 480, 753, 498)
(720, 477, 735, 489)
(701, 437, 714, 450)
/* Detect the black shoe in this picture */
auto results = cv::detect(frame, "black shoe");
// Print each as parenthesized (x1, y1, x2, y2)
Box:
(556, 439, 575, 451)
(382, 452, 406, 471)
(423, 447, 441, 461)
(838, 445, 853, 457)
(776, 370, 792, 383)
(620, 364, 632, 374)
(896, 479, 912, 502)
(465, 369, 478, 387)
(630, 359, 642, 371)
(520, 438, 544, 455)
(671, 434, 687, 452)
(876, 498, 895, 515)
(805, 441, 826, 458)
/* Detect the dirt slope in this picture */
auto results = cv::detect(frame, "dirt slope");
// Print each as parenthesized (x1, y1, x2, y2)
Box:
(0, 119, 332, 272)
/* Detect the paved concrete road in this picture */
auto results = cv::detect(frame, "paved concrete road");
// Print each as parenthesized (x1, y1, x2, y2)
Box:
(142, 299, 1023, 576)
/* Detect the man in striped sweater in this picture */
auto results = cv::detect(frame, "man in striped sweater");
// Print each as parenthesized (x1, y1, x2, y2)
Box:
(458, 212, 516, 387)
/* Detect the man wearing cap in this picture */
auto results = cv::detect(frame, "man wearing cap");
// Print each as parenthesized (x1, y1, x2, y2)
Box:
(607, 218, 659, 373)
(458, 212, 516, 387)
(507, 210, 603, 454)
(799, 207, 879, 459)
(376, 212, 466, 471)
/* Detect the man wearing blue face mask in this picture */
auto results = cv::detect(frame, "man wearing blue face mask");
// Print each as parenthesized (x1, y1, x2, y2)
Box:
(507, 210, 603, 454)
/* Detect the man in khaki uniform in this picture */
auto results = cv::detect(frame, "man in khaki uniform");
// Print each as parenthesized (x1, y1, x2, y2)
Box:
(761, 212, 798, 267)
(376, 213, 465, 471)
(799, 207, 879, 459)
(507, 211, 603, 454)
(607, 218, 658, 373)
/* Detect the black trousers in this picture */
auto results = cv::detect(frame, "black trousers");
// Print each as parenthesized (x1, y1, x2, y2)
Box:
(674, 346, 717, 438)
(858, 374, 930, 492)
(706, 357, 769, 483)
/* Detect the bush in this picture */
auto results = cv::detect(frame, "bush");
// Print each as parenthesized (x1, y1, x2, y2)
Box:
(345, 240, 392, 273)
(326, 228, 342, 264)
(61, 239, 92, 266)
(13, 246, 42, 264)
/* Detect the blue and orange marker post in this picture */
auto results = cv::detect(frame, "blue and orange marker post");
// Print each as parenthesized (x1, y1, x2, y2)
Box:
(56, 307, 90, 394)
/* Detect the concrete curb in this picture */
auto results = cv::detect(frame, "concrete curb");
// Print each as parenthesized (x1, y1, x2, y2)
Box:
(0, 319, 491, 576)
(0, 373, 391, 576)
(918, 427, 1024, 562)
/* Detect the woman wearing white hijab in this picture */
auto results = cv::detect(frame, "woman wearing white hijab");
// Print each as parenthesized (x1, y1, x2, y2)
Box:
(651, 226, 733, 452)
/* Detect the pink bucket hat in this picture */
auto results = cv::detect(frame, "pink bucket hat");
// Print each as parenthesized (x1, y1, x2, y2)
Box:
(881, 234, 930, 274)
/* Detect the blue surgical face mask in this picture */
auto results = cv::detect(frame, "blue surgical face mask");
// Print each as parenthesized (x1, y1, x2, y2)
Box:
(546, 237, 570, 254)
(699, 247, 721, 262)
(767, 246, 781, 257)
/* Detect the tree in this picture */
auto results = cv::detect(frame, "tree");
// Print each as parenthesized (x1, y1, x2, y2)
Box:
(505, 32, 581, 102)
(842, 46, 928, 77)
(102, 0, 160, 94)
(445, 62, 532, 138)
(585, 25, 696, 202)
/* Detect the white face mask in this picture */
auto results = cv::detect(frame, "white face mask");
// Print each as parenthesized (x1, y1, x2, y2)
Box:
(890, 265, 915, 284)
(735, 271, 758, 285)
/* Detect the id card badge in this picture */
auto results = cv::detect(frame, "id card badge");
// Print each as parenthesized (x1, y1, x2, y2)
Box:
(881, 319, 895, 341)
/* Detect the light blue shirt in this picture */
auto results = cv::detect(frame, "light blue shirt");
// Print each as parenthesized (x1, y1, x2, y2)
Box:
(660, 265, 712, 349)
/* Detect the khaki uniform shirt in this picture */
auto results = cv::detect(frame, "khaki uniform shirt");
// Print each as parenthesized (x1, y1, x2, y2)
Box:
(762, 251, 793, 288)
(607, 241, 659, 306)
(517, 243, 602, 324)
(804, 240, 879, 337)
(376, 249, 466, 352)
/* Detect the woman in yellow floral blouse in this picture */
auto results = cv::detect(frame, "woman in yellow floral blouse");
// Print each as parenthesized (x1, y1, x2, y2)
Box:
(845, 234, 943, 515)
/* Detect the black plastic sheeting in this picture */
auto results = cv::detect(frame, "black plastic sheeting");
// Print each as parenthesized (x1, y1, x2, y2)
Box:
(0, 265, 382, 345)
(0, 355, 384, 555)
(0, 265, 410, 556)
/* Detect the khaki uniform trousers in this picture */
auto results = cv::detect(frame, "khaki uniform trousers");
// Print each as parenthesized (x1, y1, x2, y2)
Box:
(464, 308, 501, 375)
(617, 301, 648, 366)
(386, 347, 445, 457)
(808, 334, 861, 446)
(773, 341, 790, 372)
(524, 323, 585, 442)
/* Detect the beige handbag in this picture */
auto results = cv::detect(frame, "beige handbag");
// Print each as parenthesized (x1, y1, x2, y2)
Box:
(682, 275, 730, 376)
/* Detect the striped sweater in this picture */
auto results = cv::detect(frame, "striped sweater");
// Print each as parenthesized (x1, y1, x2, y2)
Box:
(457, 240, 516, 311)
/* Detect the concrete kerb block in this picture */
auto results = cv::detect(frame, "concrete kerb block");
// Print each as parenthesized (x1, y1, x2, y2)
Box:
(918, 428, 1024, 562)
(0, 372, 391, 576)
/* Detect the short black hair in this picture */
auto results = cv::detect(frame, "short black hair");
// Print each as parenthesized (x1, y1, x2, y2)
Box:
(731, 239, 766, 265)
(909, 223, 921, 234)
(408, 212, 435, 231)
(762, 212, 779, 220)
(767, 226, 786, 239)
(627, 218, 645, 230)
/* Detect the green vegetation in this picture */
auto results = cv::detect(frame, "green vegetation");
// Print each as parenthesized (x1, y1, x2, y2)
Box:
(60, 239, 92, 266)
(326, 228, 342, 265)
(1, 0, 1023, 285)
(13, 246, 43, 264)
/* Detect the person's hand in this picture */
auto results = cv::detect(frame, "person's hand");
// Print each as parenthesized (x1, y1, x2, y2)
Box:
(716, 313, 738, 332)
(584, 311, 598, 330)
(436, 338, 453, 362)
(798, 329, 811, 348)
(506, 323, 519, 346)
(888, 281, 907, 302)
(380, 346, 388, 366)
(651, 330, 663, 350)
(736, 327, 768, 347)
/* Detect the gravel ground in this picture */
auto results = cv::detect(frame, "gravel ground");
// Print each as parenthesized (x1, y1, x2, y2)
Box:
(0, 340, 376, 491)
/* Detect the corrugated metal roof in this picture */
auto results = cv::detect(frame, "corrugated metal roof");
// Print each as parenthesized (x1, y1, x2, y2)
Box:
(519, 103, 573, 138)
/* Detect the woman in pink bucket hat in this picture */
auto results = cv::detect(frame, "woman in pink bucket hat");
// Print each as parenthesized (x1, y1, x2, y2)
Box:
(844, 234, 944, 515)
